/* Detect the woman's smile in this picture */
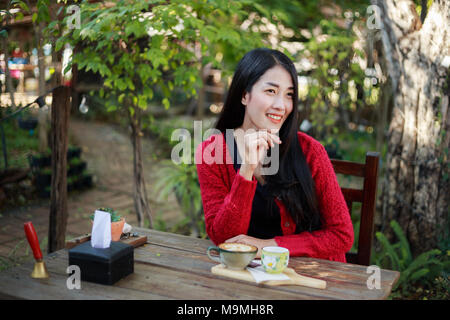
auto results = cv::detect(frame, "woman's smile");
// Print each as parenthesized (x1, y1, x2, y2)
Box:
(266, 113, 283, 123)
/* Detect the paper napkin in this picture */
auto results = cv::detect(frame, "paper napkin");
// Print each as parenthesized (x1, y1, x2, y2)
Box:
(246, 259, 290, 283)
(91, 210, 111, 248)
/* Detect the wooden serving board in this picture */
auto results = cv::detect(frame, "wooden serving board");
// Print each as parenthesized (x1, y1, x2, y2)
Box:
(211, 264, 326, 289)
(66, 233, 147, 249)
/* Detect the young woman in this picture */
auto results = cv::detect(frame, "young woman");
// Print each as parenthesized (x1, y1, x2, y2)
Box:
(195, 48, 353, 262)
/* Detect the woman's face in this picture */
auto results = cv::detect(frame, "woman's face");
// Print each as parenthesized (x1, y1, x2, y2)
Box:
(240, 65, 294, 133)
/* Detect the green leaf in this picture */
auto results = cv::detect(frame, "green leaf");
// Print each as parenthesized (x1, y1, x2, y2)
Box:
(63, 61, 72, 75)
(55, 38, 65, 52)
(162, 98, 170, 110)
(410, 269, 429, 282)
(143, 87, 154, 100)
(375, 231, 401, 270)
(138, 96, 147, 110)
(390, 220, 412, 265)
(106, 104, 117, 112)
(116, 78, 127, 91)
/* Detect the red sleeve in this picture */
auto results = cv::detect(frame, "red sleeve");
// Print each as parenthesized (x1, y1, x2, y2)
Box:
(195, 138, 257, 245)
(274, 140, 354, 259)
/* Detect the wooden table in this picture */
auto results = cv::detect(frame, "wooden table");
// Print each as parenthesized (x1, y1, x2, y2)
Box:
(0, 228, 399, 300)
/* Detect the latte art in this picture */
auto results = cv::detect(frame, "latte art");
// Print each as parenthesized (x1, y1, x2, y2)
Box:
(219, 243, 257, 252)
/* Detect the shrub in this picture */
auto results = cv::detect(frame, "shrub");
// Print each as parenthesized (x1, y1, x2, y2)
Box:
(372, 220, 450, 298)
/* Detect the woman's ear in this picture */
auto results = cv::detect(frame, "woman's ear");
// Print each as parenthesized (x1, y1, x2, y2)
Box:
(241, 91, 249, 106)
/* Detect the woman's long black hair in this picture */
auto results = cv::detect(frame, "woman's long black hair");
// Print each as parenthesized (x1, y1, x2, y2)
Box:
(215, 48, 321, 233)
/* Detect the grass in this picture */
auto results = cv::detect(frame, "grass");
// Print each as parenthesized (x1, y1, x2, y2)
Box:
(0, 116, 39, 170)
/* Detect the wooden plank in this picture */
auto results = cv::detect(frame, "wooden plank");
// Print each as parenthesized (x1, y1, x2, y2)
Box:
(136, 229, 400, 299)
(133, 243, 391, 299)
(0, 229, 400, 300)
(40, 246, 358, 300)
(33, 250, 320, 300)
(211, 264, 327, 289)
(341, 188, 364, 203)
(331, 159, 365, 177)
(0, 259, 168, 300)
(65, 234, 147, 249)
(358, 152, 380, 266)
(134, 227, 211, 253)
(136, 228, 398, 280)
(120, 262, 315, 300)
(135, 228, 399, 286)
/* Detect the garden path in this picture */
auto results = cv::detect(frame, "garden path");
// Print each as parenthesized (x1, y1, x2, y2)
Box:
(0, 118, 181, 266)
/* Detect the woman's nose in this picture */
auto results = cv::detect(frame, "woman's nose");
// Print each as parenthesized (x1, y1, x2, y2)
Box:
(273, 95, 286, 111)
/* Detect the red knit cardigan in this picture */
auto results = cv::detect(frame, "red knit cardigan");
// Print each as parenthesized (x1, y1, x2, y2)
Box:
(195, 131, 354, 262)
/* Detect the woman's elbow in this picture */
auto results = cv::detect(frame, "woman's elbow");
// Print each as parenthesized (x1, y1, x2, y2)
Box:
(342, 224, 354, 253)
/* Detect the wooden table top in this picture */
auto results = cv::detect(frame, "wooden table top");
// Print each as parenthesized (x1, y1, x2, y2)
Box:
(0, 228, 400, 300)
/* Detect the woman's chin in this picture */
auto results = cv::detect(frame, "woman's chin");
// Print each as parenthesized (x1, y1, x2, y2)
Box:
(265, 122, 281, 133)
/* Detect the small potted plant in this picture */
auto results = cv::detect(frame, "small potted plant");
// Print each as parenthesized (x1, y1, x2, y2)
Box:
(17, 112, 38, 131)
(68, 157, 87, 176)
(80, 171, 93, 189)
(67, 146, 82, 160)
(35, 167, 52, 189)
(29, 150, 52, 169)
(90, 207, 125, 241)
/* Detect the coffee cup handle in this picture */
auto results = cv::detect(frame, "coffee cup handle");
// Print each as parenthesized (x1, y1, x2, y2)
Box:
(207, 246, 222, 264)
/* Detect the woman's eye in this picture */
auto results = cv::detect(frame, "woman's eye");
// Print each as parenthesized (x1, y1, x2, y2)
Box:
(266, 89, 276, 94)
(287, 92, 294, 98)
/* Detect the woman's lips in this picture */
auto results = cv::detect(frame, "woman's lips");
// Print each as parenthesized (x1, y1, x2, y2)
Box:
(266, 113, 282, 124)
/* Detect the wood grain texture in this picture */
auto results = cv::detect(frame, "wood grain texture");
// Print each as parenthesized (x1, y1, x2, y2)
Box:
(211, 264, 327, 289)
(331, 152, 380, 266)
(65, 234, 147, 249)
(0, 229, 400, 300)
(48, 86, 71, 253)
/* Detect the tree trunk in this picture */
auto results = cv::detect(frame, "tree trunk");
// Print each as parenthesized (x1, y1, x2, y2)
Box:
(128, 105, 153, 228)
(375, 0, 449, 255)
(48, 86, 70, 253)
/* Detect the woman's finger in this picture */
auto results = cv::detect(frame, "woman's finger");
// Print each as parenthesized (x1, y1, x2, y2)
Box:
(225, 235, 244, 243)
(268, 132, 281, 144)
(258, 131, 281, 147)
(257, 137, 270, 150)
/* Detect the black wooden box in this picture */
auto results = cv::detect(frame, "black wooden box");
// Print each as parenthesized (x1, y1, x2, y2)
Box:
(68, 241, 134, 285)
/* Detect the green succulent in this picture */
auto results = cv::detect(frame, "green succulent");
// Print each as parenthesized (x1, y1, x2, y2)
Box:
(89, 207, 122, 222)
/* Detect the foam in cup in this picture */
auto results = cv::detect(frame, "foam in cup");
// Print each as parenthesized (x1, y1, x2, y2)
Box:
(218, 243, 256, 252)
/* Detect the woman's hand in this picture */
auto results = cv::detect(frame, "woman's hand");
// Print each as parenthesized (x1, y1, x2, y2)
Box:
(225, 234, 278, 258)
(239, 130, 281, 180)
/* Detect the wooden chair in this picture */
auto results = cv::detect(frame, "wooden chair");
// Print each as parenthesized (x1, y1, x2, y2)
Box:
(330, 152, 380, 266)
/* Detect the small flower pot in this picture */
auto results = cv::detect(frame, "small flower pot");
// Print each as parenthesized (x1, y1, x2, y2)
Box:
(18, 117, 38, 130)
(67, 147, 82, 160)
(90, 217, 125, 242)
(81, 174, 93, 189)
(35, 173, 51, 187)
(111, 218, 125, 242)
(29, 154, 51, 169)
(68, 162, 86, 176)
(73, 177, 83, 190)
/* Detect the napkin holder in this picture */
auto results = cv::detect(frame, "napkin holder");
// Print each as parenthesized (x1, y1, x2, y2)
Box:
(68, 241, 134, 285)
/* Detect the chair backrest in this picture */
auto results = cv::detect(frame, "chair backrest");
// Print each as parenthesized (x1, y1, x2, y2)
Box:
(330, 152, 380, 266)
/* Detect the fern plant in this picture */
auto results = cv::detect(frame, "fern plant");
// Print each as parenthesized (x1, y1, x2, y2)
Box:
(372, 220, 450, 296)
(155, 159, 206, 239)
